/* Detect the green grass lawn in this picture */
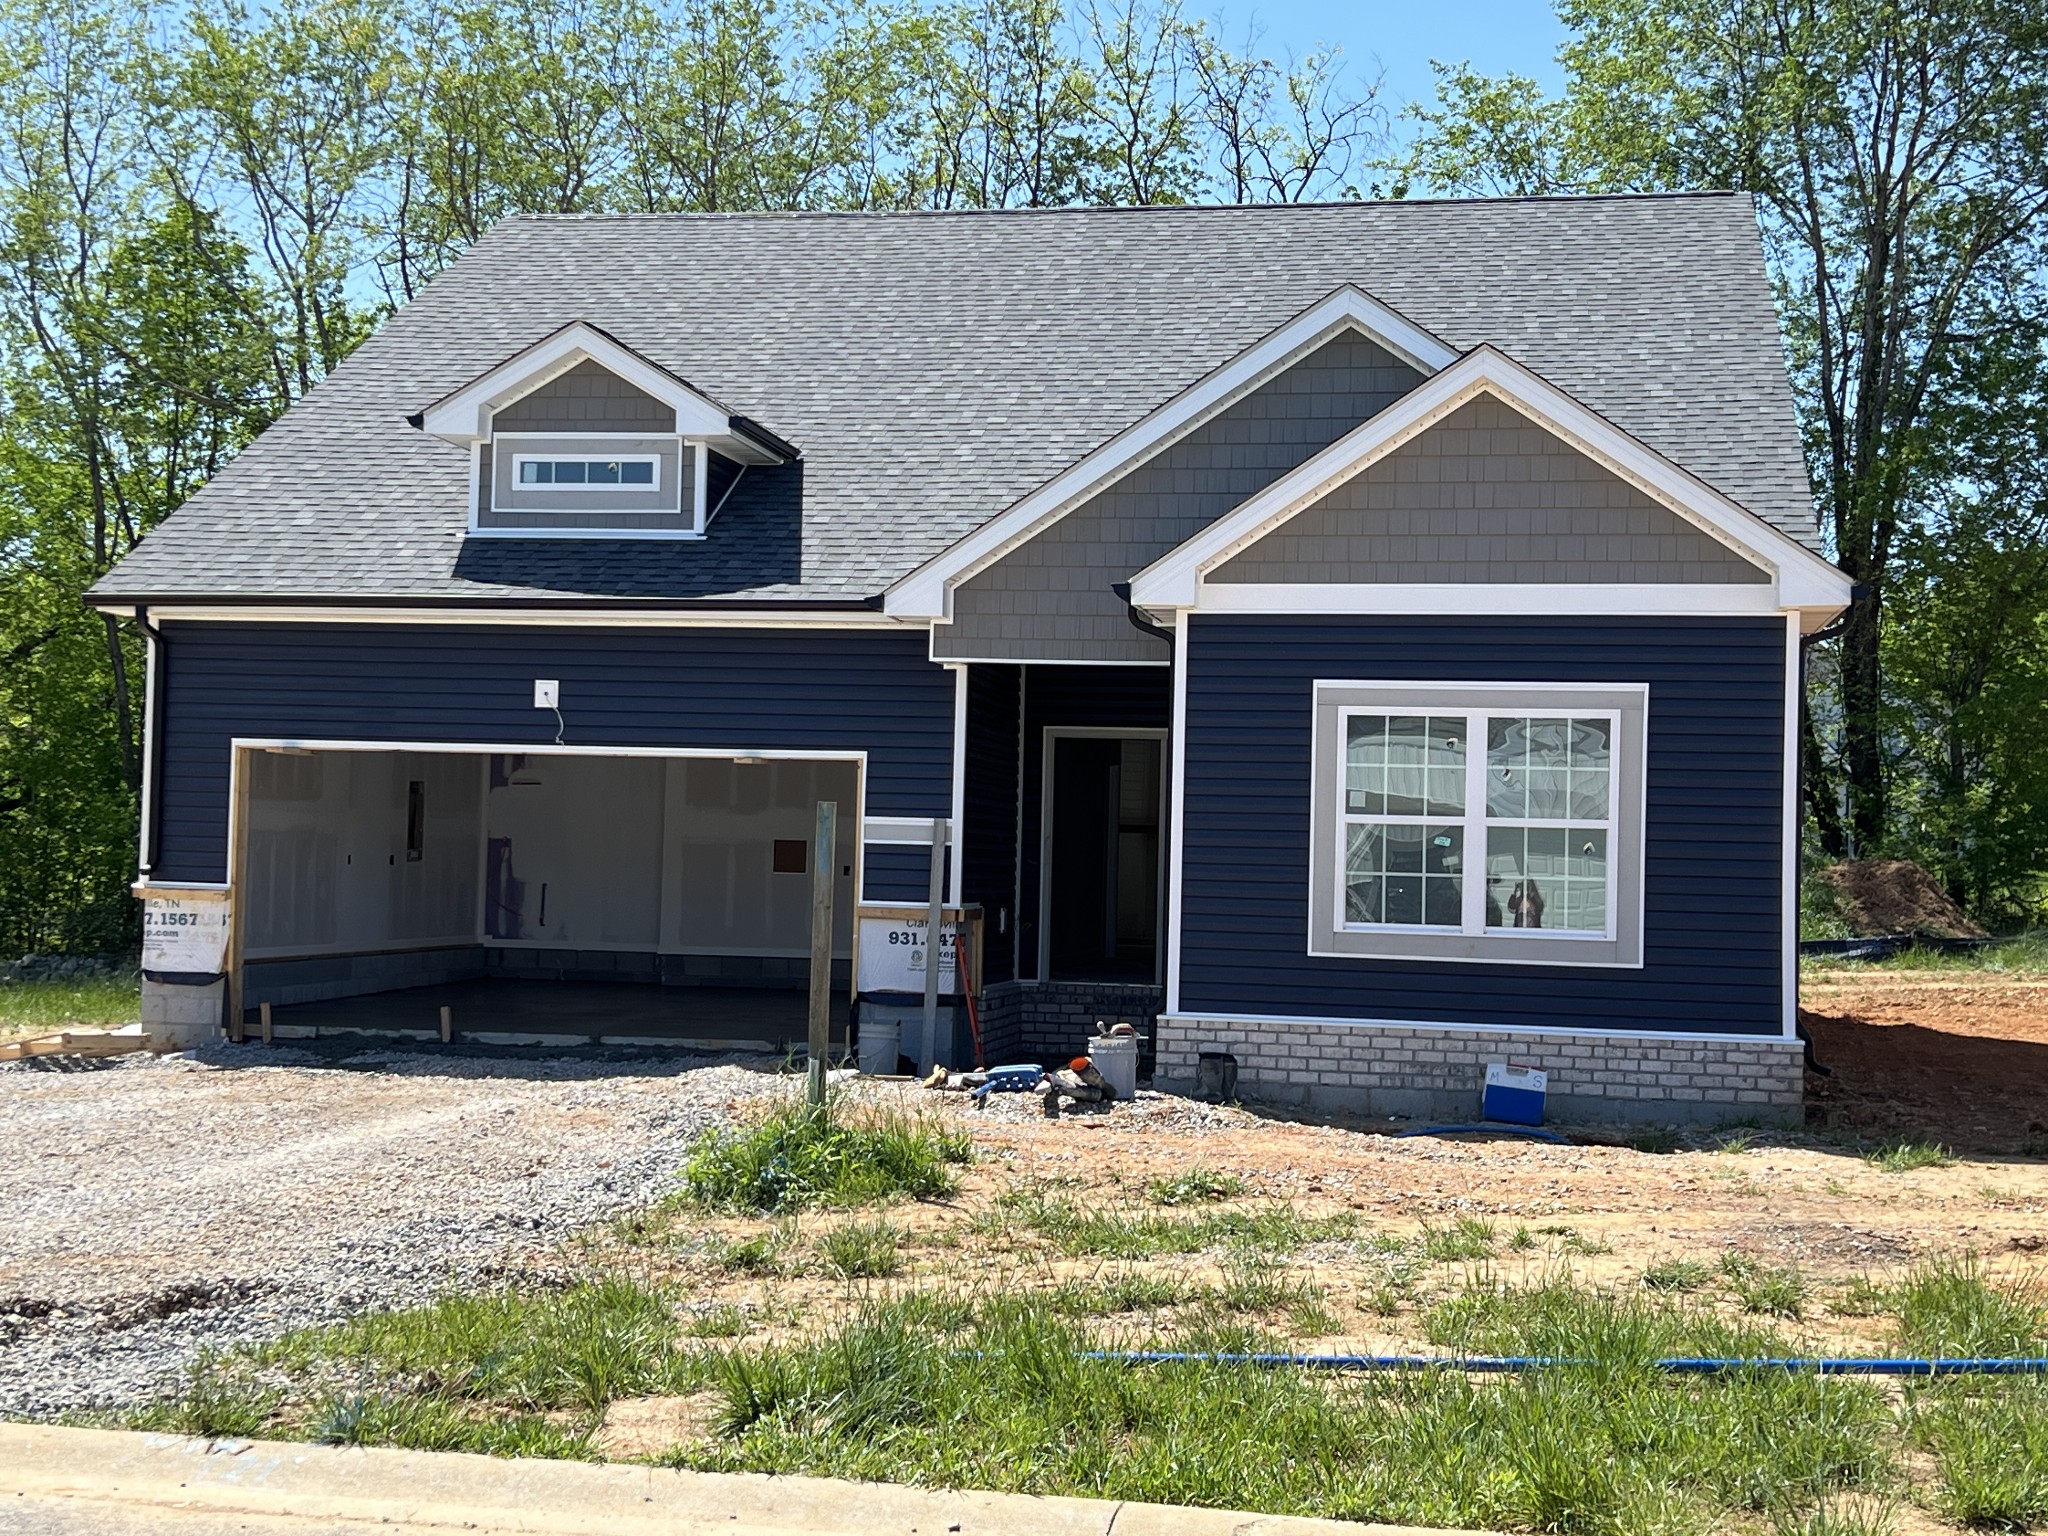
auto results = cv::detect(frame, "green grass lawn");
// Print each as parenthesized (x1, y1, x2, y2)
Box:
(120, 1266, 2048, 1535)
(0, 972, 142, 1042)
(116, 1093, 2048, 1536)
(1803, 931, 2048, 978)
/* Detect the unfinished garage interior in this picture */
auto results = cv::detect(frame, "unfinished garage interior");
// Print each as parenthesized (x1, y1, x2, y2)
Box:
(237, 744, 860, 1046)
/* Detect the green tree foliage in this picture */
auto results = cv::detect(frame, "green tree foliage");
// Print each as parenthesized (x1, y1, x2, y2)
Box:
(0, 0, 1382, 955)
(1403, 0, 2048, 918)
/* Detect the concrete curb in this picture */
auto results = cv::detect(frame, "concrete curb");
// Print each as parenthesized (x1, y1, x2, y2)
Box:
(1, 1423, 1479, 1536)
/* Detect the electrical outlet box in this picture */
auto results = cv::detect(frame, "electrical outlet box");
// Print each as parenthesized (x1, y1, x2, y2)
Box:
(533, 679, 560, 709)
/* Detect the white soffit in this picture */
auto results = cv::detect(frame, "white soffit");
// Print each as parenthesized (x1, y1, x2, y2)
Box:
(416, 321, 787, 465)
(884, 285, 1458, 620)
(1127, 344, 1854, 617)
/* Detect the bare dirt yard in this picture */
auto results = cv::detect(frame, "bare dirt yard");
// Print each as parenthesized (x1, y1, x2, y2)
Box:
(1802, 967, 2048, 1154)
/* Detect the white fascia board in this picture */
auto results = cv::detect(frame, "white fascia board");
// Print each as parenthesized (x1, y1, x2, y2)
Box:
(1182, 582, 1786, 617)
(419, 323, 736, 445)
(1130, 345, 1854, 617)
(884, 285, 1458, 621)
(130, 603, 914, 629)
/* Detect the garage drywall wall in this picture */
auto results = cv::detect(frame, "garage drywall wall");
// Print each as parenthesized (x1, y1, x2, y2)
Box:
(243, 749, 484, 957)
(483, 755, 858, 957)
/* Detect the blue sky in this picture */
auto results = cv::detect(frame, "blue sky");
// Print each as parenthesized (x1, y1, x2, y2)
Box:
(1214, 0, 1569, 132)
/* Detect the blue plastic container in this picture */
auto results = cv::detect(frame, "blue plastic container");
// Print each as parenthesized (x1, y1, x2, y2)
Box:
(1483, 1061, 1548, 1126)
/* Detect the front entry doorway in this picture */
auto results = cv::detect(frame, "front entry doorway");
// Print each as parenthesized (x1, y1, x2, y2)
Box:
(1043, 731, 1165, 983)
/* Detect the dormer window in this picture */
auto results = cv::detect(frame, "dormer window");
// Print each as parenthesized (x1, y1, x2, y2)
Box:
(515, 455, 659, 488)
(414, 320, 796, 541)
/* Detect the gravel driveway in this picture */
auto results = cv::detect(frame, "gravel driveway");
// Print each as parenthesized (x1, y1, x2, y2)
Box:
(0, 1044, 790, 1417)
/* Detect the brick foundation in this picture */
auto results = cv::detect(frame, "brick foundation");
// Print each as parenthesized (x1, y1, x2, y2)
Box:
(977, 981, 1164, 1065)
(1155, 1015, 1803, 1126)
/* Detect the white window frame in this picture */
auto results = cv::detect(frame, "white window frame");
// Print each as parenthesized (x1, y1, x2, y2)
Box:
(510, 452, 663, 492)
(1308, 681, 1648, 967)
(1335, 705, 1620, 940)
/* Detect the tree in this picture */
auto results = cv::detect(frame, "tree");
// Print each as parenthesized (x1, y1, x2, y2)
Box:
(1404, 0, 2048, 866)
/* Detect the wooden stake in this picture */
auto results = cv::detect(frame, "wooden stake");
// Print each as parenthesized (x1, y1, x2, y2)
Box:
(439, 1005, 453, 1044)
(919, 819, 945, 1076)
(806, 799, 838, 1105)
(259, 1002, 273, 1045)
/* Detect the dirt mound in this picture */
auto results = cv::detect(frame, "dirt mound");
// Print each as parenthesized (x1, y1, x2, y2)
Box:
(1813, 859, 1987, 938)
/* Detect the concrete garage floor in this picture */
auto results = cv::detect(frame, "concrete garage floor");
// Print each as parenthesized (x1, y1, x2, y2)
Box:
(242, 978, 851, 1051)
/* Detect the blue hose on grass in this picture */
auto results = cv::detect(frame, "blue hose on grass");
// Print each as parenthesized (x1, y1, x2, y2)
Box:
(1086, 1350, 2048, 1376)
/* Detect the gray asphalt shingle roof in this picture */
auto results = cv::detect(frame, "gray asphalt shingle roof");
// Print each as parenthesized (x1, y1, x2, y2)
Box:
(93, 193, 1821, 606)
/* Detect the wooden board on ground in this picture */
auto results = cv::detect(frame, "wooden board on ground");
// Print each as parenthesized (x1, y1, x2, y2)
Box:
(0, 1030, 152, 1063)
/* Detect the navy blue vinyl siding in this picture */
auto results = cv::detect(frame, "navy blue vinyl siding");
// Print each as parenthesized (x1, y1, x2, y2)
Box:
(154, 623, 956, 884)
(1178, 615, 1786, 1035)
(1017, 663, 1172, 979)
(863, 844, 952, 905)
(961, 664, 1022, 981)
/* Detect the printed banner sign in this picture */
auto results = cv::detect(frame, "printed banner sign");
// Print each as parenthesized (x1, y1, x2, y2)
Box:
(140, 888, 231, 980)
(856, 910, 963, 996)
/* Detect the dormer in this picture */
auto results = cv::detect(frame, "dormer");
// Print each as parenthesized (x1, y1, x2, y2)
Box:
(414, 322, 795, 539)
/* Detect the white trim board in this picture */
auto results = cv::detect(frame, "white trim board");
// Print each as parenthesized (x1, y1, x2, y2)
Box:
(109, 605, 913, 629)
(885, 285, 1457, 621)
(1189, 583, 1788, 618)
(417, 321, 785, 466)
(1128, 345, 1854, 620)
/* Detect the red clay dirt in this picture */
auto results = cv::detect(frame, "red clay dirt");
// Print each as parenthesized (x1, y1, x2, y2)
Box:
(1802, 971, 2048, 1153)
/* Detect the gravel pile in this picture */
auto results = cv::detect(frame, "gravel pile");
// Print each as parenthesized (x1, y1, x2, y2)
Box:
(0, 1044, 795, 1417)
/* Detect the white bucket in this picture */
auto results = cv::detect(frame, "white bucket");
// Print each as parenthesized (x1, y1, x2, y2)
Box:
(858, 1019, 902, 1076)
(1089, 1033, 1139, 1101)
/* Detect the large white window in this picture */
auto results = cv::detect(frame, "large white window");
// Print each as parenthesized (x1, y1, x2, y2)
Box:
(1310, 682, 1647, 966)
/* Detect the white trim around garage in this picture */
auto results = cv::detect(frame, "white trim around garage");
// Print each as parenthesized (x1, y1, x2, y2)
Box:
(884, 285, 1458, 621)
(1128, 345, 1855, 623)
(1188, 582, 1790, 618)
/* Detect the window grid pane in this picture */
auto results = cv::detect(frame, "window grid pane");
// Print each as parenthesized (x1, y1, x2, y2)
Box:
(516, 458, 657, 488)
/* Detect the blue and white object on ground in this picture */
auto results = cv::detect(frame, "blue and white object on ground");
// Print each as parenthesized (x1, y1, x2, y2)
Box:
(970, 1063, 1045, 1100)
(1483, 1061, 1547, 1126)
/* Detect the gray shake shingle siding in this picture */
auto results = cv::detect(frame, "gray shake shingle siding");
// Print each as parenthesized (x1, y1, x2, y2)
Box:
(93, 195, 1817, 607)
(935, 331, 1422, 662)
(1211, 395, 1770, 587)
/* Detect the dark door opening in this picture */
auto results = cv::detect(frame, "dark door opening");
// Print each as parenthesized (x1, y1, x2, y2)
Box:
(1046, 735, 1162, 983)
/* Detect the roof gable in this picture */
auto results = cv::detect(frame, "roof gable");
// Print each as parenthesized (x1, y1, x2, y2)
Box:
(1130, 346, 1851, 615)
(416, 321, 792, 465)
(886, 284, 1456, 620)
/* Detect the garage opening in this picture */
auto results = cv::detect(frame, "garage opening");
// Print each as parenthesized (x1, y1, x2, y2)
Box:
(234, 745, 859, 1047)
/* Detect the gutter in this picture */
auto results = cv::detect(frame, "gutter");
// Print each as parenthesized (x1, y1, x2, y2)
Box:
(133, 605, 166, 876)
(85, 592, 887, 614)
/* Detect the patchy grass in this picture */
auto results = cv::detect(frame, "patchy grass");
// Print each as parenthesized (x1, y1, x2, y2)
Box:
(1720, 1255, 1808, 1319)
(125, 1263, 2048, 1534)
(1854, 933, 2048, 976)
(1889, 1257, 2046, 1359)
(1418, 1216, 1496, 1263)
(1866, 1139, 1955, 1174)
(0, 971, 140, 1042)
(819, 1219, 903, 1280)
(1144, 1169, 1246, 1206)
(678, 1093, 970, 1213)
(1911, 1379, 2048, 1528)
(690, 1290, 1900, 1530)
(1642, 1259, 1715, 1294)
(988, 1189, 1355, 1259)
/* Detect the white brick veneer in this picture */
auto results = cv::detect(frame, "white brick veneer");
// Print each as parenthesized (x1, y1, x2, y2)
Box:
(1155, 1016, 1804, 1126)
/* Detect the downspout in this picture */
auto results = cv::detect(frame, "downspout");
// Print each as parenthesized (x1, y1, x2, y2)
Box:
(1111, 582, 1175, 1004)
(133, 605, 166, 877)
